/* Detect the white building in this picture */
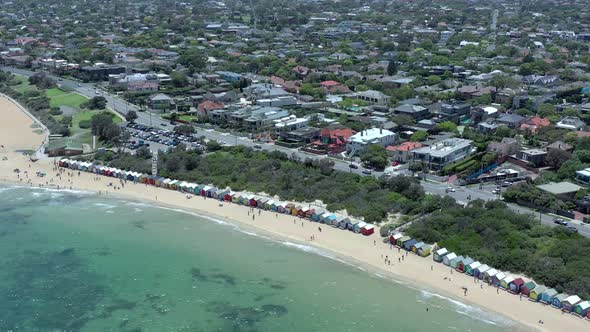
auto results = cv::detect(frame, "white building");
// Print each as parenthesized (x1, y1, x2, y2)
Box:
(347, 128, 397, 155)
(412, 138, 475, 170)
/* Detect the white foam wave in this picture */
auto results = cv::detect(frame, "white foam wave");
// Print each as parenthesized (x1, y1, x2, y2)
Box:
(420, 290, 512, 327)
(93, 203, 117, 209)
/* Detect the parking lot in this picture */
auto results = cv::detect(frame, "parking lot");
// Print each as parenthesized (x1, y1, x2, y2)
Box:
(123, 122, 204, 153)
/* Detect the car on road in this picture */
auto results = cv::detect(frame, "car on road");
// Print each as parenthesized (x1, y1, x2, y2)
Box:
(362, 169, 372, 175)
(253, 144, 262, 149)
(568, 226, 578, 233)
(349, 164, 359, 169)
(77, 83, 82, 87)
(161, 123, 167, 126)
(492, 189, 500, 194)
(501, 181, 512, 187)
(554, 219, 568, 226)
(446, 186, 456, 193)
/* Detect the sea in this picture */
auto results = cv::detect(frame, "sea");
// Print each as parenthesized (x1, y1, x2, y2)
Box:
(0, 185, 524, 332)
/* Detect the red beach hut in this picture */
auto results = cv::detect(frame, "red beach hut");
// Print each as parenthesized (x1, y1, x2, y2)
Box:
(361, 224, 375, 236)
(509, 278, 525, 294)
(305, 208, 315, 219)
(224, 192, 234, 202)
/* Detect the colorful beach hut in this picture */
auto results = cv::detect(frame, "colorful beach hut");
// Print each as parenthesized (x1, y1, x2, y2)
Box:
(311, 209, 323, 222)
(562, 295, 581, 312)
(397, 236, 411, 248)
(530, 285, 548, 302)
(354, 221, 367, 233)
(433, 248, 448, 262)
(520, 281, 536, 297)
(465, 261, 481, 276)
(457, 257, 474, 273)
(491, 272, 506, 287)
(305, 208, 315, 219)
(346, 218, 359, 230)
(449, 255, 464, 270)
(403, 239, 418, 251)
(442, 252, 457, 266)
(390, 233, 404, 246)
(299, 206, 309, 217)
(499, 276, 514, 290)
(482, 268, 499, 283)
(418, 244, 433, 257)
(552, 293, 569, 309)
(573, 300, 590, 317)
(474, 264, 490, 279)
(333, 216, 345, 228)
(412, 242, 425, 254)
(247, 195, 257, 207)
(225, 191, 235, 202)
(338, 217, 350, 230)
(540, 288, 558, 304)
(508, 278, 525, 294)
(319, 212, 331, 224)
(361, 224, 375, 236)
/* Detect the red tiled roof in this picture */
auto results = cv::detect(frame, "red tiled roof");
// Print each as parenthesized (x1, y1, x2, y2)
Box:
(320, 80, 340, 87)
(387, 141, 424, 152)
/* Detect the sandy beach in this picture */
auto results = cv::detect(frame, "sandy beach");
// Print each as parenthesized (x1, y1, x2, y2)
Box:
(1, 96, 588, 332)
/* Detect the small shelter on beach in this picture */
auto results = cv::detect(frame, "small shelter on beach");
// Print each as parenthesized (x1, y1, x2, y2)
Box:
(346, 218, 359, 230)
(540, 288, 558, 304)
(491, 272, 506, 286)
(574, 300, 590, 316)
(474, 264, 490, 279)
(465, 261, 481, 276)
(433, 248, 448, 262)
(530, 285, 548, 301)
(449, 255, 464, 269)
(499, 276, 514, 289)
(482, 268, 498, 282)
(306, 208, 315, 219)
(299, 206, 309, 217)
(508, 278, 525, 294)
(225, 191, 235, 202)
(520, 281, 536, 297)
(561, 295, 582, 312)
(312, 209, 324, 221)
(354, 221, 367, 233)
(361, 224, 375, 236)
(403, 239, 418, 251)
(412, 241, 425, 253)
(442, 252, 457, 266)
(552, 293, 569, 308)
(397, 236, 411, 248)
(338, 217, 350, 229)
(457, 257, 474, 273)
(418, 244, 432, 257)
(390, 233, 404, 246)
(332, 216, 344, 227)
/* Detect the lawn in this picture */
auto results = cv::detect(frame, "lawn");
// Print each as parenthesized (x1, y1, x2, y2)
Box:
(46, 88, 88, 109)
(10, 75, 37, 93)
(70, 110, 122, 134)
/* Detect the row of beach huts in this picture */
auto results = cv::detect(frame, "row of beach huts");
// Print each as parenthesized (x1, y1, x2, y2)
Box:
(58, 158, 590, 320)
(388, 232, 590, 319)
(57, 159, 377, 235)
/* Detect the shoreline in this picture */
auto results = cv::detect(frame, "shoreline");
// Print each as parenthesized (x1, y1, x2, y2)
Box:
(1, 95, 589, 332)
(0, 178, 526, 330)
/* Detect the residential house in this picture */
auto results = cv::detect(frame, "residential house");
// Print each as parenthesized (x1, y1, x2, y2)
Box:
(387, 142, 425, 163)
(347, 128, 397, 156)
(215, 71, 243, 83)
(292, 65, 310, 78)
(320, 80, 351, 94)
(477, 120, 501, 133)
(556, 116, 585, 130)
(458, 85, 496, 100)
(392, 104, 430, 120)
(149, 93, 174, 111)
(436, 102, 471, 122)
(308, 127, 356, 154)
(497, 113, 526, 129)
(516, 148, 547, 167)
(547, 141, 573, 153)
(411, 138, 475, 171)
(520, 116, 551, 133)
(353, 90, 391, 106)
(522, 75, 559, 86)
(197, 100, 224, 119)
(487, 138, 520, 156)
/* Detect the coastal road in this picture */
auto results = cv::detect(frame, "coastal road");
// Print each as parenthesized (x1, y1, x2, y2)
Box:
(6, 67, 589, 237)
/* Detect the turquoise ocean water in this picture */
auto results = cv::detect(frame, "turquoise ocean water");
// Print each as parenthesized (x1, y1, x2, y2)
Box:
(0, 185, 524, 332)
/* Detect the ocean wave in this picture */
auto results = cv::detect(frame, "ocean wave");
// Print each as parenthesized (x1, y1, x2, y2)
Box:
(93, 203, 118, 209)
(420, 290, 513, 327)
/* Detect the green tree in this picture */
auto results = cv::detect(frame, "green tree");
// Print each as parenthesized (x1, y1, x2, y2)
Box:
(361, 145, 389, 170)
(410, 131, 429, 142)
(125, 110, 138, 122)
(171, 71, 189, 87)
(387, 60, 397, 76)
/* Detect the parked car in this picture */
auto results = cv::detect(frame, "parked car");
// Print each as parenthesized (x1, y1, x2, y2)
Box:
(554, 219, 568, 226)
(568, 226, 578, 233)
(362, 169, 372, 175)
(349, 164, 359, 169)
(253, 144, 262, 149)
